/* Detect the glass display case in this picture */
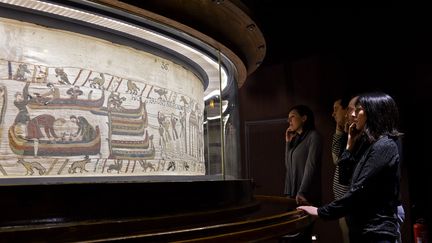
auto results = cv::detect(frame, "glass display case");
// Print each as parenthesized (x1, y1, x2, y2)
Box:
(0, 2, 313, 241)
(0, 0, 241, 183)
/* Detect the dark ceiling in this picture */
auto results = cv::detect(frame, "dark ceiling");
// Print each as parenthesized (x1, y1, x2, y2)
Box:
(115, 1, 432, 71)
(239, 3, 431, 66)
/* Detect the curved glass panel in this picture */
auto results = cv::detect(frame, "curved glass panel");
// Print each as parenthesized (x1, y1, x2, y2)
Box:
(0, 0, 241, 183)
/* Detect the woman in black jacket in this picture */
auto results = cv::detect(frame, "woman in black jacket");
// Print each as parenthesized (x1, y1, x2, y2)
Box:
(298, 92, 402, 243)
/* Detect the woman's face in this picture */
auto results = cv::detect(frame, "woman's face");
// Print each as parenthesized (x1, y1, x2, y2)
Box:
(288, 109, 306, 133)
(349, 104, 367, 131)
(346, 96, 358, 127)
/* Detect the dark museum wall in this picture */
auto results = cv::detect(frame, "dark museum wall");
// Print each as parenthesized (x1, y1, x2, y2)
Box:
(239, 5, 431, 243)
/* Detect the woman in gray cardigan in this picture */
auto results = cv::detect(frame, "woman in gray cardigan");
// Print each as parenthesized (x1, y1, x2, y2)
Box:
(283, 105, 322, 243)
(285, 104, 322, 206)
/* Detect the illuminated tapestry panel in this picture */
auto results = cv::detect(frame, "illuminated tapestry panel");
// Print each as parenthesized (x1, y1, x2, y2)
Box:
(0, 18, 205, 177)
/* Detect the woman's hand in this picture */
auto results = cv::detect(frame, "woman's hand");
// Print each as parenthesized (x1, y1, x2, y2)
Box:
(346, 123, 361, 151)
(285, 128, 296, 142)
(297, 206, 318, 216)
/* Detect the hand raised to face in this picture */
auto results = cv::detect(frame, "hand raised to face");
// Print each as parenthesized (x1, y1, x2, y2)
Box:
(346, 123, 362, 151)
(285, 127, 297, 142)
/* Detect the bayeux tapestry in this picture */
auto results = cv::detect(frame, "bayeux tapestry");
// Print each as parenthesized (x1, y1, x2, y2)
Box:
(0, 17, 205, 178)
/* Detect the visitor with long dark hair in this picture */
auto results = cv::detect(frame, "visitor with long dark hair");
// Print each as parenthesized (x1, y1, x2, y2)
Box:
(297, 92, 402, 243)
